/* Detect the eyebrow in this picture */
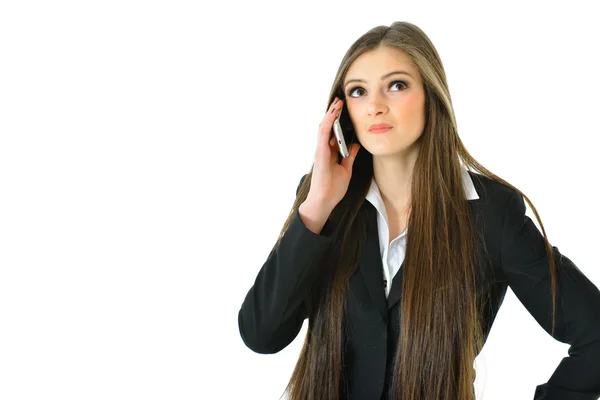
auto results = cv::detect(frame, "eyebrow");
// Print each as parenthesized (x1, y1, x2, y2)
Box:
(343, 70, 414, 89)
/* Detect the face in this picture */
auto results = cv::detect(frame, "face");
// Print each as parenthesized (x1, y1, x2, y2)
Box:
(342, 46, 426, 158)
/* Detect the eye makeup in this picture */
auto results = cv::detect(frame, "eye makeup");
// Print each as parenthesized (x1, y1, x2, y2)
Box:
(346, 80, 409, 98)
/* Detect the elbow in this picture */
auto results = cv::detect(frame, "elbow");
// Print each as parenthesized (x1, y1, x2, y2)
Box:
(238, 308, 281, 354)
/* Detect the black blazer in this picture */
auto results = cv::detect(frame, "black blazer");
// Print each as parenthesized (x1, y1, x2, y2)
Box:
(238, 171, 600, 400)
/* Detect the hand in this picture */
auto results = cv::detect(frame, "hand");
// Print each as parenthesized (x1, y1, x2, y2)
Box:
(308, 97, 361, 209)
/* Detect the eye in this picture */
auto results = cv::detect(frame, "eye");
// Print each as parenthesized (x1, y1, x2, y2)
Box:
(346, 80, 409, 98)
(390, 80, 408, 91)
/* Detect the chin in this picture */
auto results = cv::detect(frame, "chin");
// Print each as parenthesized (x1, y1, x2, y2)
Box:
(366, 138, 422, 159)
(362, 140, 406, 155)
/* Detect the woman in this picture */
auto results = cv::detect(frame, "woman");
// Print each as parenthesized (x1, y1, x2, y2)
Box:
(238, 22, 600, 400)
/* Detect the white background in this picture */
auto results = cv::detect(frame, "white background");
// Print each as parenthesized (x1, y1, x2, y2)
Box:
(1, 1, 599, 399)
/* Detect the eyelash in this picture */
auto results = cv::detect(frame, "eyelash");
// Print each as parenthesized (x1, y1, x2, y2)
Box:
(346, 80, 409, 98)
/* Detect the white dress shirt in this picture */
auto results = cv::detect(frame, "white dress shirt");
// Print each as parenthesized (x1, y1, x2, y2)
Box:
(365, 165, 480, 298)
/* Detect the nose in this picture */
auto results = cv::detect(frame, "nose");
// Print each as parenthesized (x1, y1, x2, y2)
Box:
(367, 96, 388, 116)
(368, 105, 387, 116)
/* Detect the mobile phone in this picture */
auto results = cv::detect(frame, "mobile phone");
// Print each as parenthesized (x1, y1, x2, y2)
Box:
(333, 104, 353, 159)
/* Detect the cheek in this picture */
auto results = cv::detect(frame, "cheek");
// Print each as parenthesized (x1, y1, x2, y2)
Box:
(399, 94, 425, 117)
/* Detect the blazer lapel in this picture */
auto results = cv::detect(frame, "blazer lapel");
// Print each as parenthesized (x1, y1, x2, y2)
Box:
(386, 262, 403, 310)
(358, 202, 405, 324)
(358, 203, 389, 323)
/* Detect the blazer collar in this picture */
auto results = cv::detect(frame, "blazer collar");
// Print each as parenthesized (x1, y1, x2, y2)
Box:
(358, 166, 480, 323)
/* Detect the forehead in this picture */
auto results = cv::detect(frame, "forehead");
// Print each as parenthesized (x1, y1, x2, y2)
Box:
(345, 47, 418, 80)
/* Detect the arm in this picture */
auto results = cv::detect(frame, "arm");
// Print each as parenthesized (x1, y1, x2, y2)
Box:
(238, 174, 334, 354)
(500, 190, 600, 400)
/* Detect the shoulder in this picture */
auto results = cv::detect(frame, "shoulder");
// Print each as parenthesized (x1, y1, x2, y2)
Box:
(467, 170, 517, 209)
(466, 170, 527, 244)
(466, 171, 528, 270)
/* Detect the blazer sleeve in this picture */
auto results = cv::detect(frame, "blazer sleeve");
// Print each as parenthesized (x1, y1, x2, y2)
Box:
(499, 189, 600, 400)
(238, 174, 334, 354)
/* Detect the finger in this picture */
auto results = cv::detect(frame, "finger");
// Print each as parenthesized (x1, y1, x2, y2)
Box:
(319, 99, 343, 145)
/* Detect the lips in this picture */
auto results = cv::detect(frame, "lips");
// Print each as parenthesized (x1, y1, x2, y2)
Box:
(369, 123, 392, 131)
(370, 127, 392, 134)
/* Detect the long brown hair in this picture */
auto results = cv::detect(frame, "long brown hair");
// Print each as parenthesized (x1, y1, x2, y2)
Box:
(272, 22, 558, 400)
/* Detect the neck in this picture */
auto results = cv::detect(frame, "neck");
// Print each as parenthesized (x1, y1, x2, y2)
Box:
(372, 144, 419, 211)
